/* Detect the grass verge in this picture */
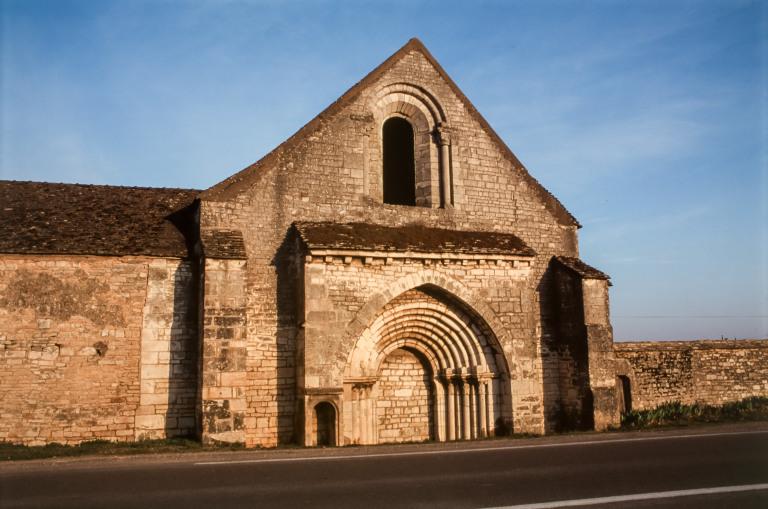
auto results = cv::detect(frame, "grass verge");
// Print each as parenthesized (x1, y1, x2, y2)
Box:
(0, 437, 243, 462)
(621, 396, 768, 429)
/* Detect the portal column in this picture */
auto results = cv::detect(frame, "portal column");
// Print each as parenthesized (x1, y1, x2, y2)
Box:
(468, 380, 477, 439)
(461, 377, 471, 440)
(478, 379, 488, 438)
(486, 379, 496, 437)
(352, 385, 361, 444)
(364, 384, 375, 444)
(454, 379, 462, 438)
(433, 379, 446, 442)
(446, 378, 456, 440)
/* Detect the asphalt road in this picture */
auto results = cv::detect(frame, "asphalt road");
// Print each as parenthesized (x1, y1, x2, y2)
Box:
(2, 424, 767, 509)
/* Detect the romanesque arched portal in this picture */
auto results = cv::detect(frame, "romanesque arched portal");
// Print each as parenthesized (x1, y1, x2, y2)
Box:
(343, 286, 511, 444)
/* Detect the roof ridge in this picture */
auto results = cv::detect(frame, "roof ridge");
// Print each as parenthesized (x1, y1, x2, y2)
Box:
(0, 180, 201, 193)
(202, 38, 579, 227)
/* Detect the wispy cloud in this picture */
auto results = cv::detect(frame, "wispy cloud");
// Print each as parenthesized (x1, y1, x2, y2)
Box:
(590, 205, 713, 242)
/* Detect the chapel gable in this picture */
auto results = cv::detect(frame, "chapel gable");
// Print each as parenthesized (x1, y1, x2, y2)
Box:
(201, 39, 578, 230)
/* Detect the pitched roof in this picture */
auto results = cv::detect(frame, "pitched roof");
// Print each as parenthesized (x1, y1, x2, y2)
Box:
(555, 256, 611, 281)
(202, 38, 579, 228)
(294, 221, 535, 257)
(0, 181, 199, 258)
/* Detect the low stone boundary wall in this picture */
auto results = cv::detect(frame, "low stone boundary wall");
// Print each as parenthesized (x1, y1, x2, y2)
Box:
(614, 339, 768, 411)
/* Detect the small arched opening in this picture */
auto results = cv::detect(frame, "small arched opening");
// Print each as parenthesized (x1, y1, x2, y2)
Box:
(383, 117, 416, 206)
(314, 402, 336, 446)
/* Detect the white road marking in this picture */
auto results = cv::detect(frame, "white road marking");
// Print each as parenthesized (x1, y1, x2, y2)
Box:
(481, 483, 768, 508)
(193, 429, 768, 466)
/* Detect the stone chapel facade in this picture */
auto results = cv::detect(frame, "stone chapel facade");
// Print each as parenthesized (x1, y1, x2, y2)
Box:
(1, 39, 623, 447)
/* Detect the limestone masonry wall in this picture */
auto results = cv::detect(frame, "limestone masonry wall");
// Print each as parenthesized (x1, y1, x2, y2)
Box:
(376, 348, 433, 443)
(135, 258, 198, 440)
(201, 258, 249, 444)
(0, 255, 197, 445)
(200, 47, 581, 445)
(614, 340, 768, 410)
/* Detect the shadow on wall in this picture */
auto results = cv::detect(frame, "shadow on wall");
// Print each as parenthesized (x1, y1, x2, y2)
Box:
(165, 262, 199, 439)
(272, 229, 301, 444)
(538, 258, 594, 433)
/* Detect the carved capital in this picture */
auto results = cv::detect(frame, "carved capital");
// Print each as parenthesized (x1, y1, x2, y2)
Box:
(434, 123, 454, 146)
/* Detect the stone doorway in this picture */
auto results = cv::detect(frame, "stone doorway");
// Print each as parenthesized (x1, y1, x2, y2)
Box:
(344, 286, 512, 445)
(314, 402, 336, 446)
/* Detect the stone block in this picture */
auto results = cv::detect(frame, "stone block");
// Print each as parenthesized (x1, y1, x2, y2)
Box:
(135, 414, 165, 430)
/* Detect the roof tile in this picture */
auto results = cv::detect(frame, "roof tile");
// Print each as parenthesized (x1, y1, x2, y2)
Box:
(0, 181, 199, 258)
(294, 221, 535, 256)
(555, 256, 610, 280)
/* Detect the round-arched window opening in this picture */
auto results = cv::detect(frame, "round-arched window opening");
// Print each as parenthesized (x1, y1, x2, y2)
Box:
(382, 117, 416, 206)
(314, 401, 336, 446)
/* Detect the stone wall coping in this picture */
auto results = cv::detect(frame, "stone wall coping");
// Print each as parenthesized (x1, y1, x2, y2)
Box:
(305, 249, 533, 265)
(614, 339, 768, 351)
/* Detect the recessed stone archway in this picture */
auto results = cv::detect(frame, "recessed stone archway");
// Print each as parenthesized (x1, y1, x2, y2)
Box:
(342, 269, 514, 356)
(342, 286, 511, 445)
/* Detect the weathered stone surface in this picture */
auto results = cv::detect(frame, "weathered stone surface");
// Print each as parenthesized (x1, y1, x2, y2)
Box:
(135, 258, 198, 441)
(0, 255, 197, 445)
(614, 340, 768, 410)
(377, 348, 432, 443)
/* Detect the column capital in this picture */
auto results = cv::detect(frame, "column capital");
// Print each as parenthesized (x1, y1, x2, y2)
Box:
(434, 123, 455, 146)
(347, 377, 378, 391)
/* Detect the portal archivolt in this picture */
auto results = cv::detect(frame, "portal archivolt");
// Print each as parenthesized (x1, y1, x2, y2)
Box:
(343, 286, 510, 444)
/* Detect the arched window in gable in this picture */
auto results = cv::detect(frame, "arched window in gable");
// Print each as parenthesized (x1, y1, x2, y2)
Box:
(373, 84, 456, 209)
(382, 117, 416, 206)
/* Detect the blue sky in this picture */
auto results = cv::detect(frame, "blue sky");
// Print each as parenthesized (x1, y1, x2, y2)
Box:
(1, 0, 766, 340)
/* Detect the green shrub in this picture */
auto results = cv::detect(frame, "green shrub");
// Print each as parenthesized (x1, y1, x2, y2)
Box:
(621, 396, 768, 429)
